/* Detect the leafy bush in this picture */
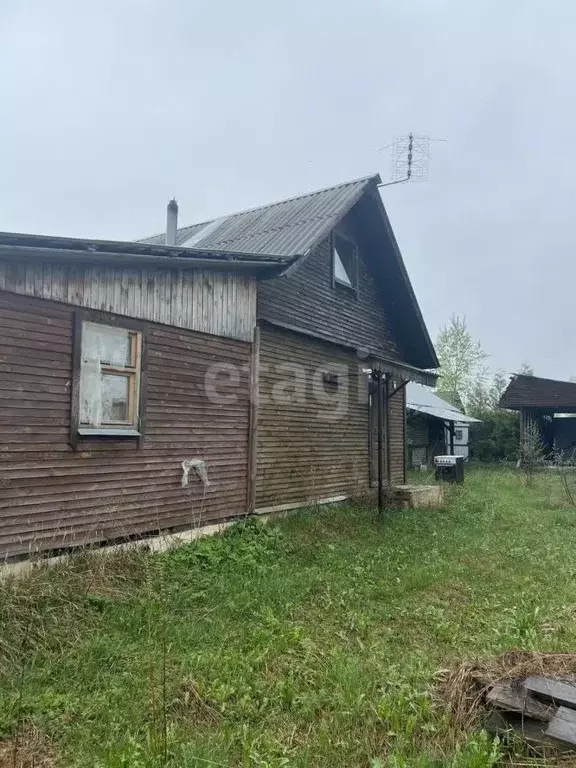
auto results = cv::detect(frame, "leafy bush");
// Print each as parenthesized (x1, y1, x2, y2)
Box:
(163, 517, 290, 573)
(469, 410, 519, 462)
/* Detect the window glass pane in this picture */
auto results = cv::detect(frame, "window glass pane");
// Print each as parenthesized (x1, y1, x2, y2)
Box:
(80, 371, 132, 425)
(334, 247, 352, 286)
(333, 235, 356, 288)
(79, 322, 140, 429)
(101, 374, 130, 422)
(83, 324, 131, 367)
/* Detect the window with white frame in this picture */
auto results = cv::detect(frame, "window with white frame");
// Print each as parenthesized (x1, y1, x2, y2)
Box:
(333, 233, 358, 291)
(78, 321, 142, 435)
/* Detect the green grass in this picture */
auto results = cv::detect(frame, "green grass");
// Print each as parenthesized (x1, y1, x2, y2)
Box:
(2, 467, 576, 767)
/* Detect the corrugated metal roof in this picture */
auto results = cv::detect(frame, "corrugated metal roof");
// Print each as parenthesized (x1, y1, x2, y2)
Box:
(406, 383, 481, 423)
(140, 175, 379, 258)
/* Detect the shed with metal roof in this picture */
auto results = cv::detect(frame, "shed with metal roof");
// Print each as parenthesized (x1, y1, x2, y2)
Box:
(406, 383, 480, 467)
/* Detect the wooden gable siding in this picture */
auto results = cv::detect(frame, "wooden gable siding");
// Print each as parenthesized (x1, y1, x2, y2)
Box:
(0, 260, 256, 342)
(257, 219, 402, 361)
(255, 325, 405, 510)
(0, 291, 251, 560)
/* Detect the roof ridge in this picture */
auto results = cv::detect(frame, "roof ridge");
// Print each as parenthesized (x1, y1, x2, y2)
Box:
(514, 373, 576, 386)
(186, 174, 379, 231)
(139, 173, 380, 245)
(195, 173, 379, 224)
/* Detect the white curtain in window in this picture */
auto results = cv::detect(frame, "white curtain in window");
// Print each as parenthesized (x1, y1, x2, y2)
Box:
(80, 324, 130, 426)
(83, 325, 129, 366)
(80, 359, 103, 426)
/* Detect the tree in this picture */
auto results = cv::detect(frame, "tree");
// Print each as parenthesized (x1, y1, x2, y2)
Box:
(469, 410, 519, 463)
(490, 370, 509, 407)
(518, 418, 545, 486)
(435, 314, 488, 410)
(467, 370, 518, 462)
(518, 363, 534, 376)
(468, 370, 508, 417)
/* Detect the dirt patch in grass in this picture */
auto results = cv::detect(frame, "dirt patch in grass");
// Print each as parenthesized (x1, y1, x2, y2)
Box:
(0, 726, 57, 768)
(179, 678, 222, 726)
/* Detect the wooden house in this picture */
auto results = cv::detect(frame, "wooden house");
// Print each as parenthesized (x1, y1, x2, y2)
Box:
(0, 174, 438, 560)
(142, 175, 438, 513)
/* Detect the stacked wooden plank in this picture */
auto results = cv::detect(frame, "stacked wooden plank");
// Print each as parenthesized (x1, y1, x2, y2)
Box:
(486, 675, 576, 749)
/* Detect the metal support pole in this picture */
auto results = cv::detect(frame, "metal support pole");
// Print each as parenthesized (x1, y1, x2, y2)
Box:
(376, 371, 384, 512)
(385, 374, 392, 486)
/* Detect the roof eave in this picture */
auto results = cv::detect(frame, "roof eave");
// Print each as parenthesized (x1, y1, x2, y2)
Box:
(371, 355, 438, 387)
(370, 189, 439, 369)
(0, 242, 283, 274)
(407, 405, 481, 423)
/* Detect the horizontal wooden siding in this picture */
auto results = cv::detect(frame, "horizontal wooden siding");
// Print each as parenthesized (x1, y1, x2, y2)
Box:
(0, 291, 251, 560)
(255, 325, 372, 509)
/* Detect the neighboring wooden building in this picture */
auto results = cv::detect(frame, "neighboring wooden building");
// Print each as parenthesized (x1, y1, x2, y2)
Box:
(499, 374, 576, 460)
(406, 383, 480, 468)
(1, 174, 438, 560)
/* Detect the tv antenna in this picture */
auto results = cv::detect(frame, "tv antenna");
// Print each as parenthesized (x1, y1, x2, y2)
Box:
(377, 133, 445, 188)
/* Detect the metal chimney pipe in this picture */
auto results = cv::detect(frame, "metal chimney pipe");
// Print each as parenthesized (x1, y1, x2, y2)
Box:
(166, 198, 178, 245)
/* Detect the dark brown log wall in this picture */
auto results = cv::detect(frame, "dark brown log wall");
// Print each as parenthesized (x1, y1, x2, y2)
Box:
(0, 291, 251, 560)
(255, 325, 405, 510)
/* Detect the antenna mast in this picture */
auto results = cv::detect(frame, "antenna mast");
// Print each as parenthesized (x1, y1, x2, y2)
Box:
(378, 133, 432, 187)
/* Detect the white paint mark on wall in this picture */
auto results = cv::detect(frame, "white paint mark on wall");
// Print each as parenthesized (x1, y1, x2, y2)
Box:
(181, 459, 210, 488)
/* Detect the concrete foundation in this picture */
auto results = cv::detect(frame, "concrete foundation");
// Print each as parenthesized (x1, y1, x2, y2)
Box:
(386, 484, 444, 509)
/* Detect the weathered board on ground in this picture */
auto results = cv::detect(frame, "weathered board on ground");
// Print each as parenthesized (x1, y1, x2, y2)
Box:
(545, 706, 576, 747)
(487, 683, 554, 721)
(524, 676, 576, 708)
(487, 711, 548, 744)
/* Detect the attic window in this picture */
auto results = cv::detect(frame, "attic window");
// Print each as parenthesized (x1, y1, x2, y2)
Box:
(333, 233, 358, 291)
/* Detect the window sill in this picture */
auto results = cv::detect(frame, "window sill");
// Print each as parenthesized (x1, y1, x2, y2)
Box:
(77, 428, 141, 438)
(334, 280, 359, 297)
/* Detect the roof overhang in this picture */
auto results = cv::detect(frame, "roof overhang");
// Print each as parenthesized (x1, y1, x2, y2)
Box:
(371, 355, 438, 387)
(0, 232, 288, 274)
(370, 189, 439, 369)
(499, 374, 576, 411)
(407, 403, 481, 423)
(259, 318, 438, 385)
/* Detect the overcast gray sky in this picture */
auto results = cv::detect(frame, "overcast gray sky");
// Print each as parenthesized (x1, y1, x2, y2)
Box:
(1, 0, 574, 379)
